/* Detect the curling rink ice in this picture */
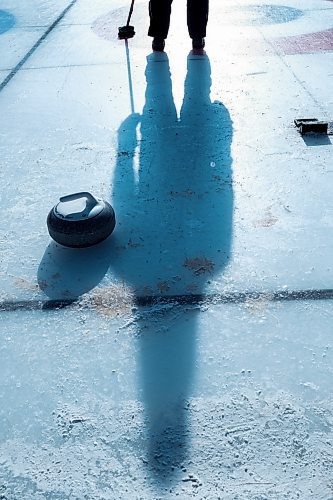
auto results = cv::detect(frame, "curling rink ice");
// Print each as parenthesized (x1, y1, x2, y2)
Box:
(1, 0, 333, 498)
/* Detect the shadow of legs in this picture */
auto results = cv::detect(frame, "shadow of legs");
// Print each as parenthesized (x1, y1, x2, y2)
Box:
(138, 310, 197, 482)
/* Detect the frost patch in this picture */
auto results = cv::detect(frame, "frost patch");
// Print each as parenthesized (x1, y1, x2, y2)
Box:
(13, 276, 40, 292)
(0, 393, 332, 499)
(78, 283, 134, 317)
(183, 257, 215, 276)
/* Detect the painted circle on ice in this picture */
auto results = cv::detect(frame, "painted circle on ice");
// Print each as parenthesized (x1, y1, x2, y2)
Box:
(91, 3, 303, 44)
(92, 2, 147, 44)
(92, 3, 332, 55)
(224, 5, 304, 26)
(0, 10, 15, 34)
(273, 28, 333, 55)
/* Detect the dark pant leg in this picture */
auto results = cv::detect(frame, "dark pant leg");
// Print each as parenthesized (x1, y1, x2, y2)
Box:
(148, 0, 173, 38)
(187, 0, 209, 39)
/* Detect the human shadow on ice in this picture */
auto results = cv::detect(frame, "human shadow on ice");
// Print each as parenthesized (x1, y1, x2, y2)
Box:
(110, 52, 233, 482)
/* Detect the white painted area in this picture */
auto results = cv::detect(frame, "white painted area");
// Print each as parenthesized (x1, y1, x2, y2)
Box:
(284, 53, 333, 108)
(0, 28, 47, 70)
(0, 1, 71, 70)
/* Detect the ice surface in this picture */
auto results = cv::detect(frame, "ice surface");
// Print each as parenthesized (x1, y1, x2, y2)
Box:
(1, 301, 333, 498)
(1, 0, 333, 497)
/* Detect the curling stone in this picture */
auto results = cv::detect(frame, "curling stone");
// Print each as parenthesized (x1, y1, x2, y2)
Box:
(47, 192, 115, 248)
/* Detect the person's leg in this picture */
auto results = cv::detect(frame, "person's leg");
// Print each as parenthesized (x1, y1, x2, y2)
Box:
(187, 0, 209, 40)
(148, 0, 173, 39)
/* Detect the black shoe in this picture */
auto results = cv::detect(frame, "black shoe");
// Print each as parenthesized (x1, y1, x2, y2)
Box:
(152, 37, 165, 52)
(192, 38, 205, 50)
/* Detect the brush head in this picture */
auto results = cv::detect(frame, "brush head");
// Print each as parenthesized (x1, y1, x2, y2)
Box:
(118, 25, 135, 39)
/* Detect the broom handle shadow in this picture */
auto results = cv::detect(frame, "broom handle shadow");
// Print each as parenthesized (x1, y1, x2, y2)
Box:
(125, 39, 135, 114)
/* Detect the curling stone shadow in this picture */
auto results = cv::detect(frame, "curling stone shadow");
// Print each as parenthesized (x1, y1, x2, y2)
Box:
(38, 237, 115, 300)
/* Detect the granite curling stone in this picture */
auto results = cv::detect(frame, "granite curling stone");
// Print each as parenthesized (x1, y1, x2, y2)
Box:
(47, 192, 116, 248)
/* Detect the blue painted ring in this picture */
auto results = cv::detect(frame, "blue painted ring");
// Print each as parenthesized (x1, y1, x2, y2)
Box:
(0, 10, 15, 35)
